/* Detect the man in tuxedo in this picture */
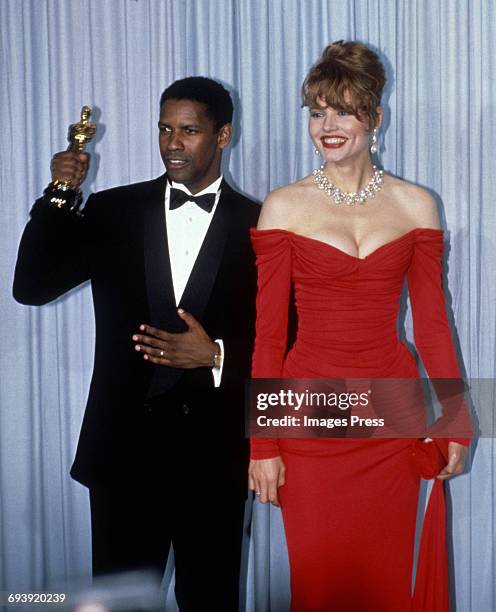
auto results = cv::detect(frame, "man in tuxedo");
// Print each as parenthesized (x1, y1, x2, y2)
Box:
(13, 77, 259, 611)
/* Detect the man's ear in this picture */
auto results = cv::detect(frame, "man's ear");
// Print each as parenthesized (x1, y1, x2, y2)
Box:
(217, 123, 233, 150)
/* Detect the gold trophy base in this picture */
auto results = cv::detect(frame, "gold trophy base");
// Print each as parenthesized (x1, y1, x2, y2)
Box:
(43, 180, 83, 214)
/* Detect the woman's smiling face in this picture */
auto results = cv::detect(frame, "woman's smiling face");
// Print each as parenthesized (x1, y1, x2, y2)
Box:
(309, 96, 382, 165)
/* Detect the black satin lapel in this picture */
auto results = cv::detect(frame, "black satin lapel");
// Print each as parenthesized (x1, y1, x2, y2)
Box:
(144, 175, 185, 398)
(178, 181, 232, 318)
(143, 175, 182, 332)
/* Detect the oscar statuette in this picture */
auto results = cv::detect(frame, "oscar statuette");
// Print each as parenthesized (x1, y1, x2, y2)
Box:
(43, 105, 96, 214)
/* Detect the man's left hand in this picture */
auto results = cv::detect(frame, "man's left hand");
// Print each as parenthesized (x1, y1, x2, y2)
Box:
(132, 309, 219, 369)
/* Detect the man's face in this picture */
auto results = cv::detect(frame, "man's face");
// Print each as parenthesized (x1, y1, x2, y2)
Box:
(158, 99, 231, 194)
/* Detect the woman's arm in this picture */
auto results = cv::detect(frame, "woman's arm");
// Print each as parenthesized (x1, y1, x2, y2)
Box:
(406, 189, 470, 477)
(249, 190, 294, 505)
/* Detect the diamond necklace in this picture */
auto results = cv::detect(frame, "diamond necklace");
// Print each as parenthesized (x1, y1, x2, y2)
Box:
(313, 165, 384, 205)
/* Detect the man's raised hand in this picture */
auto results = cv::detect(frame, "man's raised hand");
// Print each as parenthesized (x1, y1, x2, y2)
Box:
(50, 150, 89, 188)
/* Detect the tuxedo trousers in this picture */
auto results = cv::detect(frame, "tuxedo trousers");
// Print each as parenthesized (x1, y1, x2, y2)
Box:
(88, 396, 247, 612)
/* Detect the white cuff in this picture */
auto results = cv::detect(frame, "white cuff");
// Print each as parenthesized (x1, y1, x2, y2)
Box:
(211, 339, 224, 388)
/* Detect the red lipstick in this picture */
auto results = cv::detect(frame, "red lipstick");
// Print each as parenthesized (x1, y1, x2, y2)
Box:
(321, 136, 348, 149)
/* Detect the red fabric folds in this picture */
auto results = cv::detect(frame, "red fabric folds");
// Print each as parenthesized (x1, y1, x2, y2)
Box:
(413, 439, 450, 612)
(250, 227, 469, 610)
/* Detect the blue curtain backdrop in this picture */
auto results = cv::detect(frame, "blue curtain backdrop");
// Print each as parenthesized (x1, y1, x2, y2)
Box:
(1, 1, 495, 610)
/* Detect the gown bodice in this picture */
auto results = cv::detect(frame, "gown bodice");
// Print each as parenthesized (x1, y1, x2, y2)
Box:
(251, 227, 461, 380)
(250, 227, 468, 459)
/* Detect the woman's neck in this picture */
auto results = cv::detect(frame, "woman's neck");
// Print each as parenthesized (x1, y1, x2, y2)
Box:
(322, 156, 376, 193)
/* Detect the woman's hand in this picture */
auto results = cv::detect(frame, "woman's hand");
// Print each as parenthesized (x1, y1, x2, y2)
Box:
(248, 457, 286, 507)
(437, 441, 469, 480)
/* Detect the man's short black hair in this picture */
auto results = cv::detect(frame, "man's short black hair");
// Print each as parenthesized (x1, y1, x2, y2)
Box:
(159, 77, 233, 131)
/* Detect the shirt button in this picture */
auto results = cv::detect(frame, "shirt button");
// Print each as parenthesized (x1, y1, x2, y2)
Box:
(189, 217, 192, 222)
(185, 250, 189, 255)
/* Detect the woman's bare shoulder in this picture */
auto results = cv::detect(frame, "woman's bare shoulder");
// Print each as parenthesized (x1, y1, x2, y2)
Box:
(257, 176, 314, 230)
(385, 174, 441, 229)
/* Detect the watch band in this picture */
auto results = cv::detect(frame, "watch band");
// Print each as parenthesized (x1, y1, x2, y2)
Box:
(213, 347, 223, 368)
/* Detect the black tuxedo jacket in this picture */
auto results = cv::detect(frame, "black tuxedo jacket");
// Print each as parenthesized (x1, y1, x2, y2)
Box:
(13, 174, 260, 494)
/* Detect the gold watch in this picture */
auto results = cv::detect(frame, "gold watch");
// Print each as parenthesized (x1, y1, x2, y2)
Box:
(213, 346, 223, 368)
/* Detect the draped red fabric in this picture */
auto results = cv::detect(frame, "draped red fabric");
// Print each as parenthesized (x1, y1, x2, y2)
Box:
(250, 228, 469, 611)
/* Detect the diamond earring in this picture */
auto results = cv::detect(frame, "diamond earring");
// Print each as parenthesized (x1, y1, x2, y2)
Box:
(314, 148, 321, 156)
(370, 128, 378, 155)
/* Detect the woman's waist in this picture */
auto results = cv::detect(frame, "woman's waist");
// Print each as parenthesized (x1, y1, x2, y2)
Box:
(296, 319, 398, 342)
(283, 339, 418, 378)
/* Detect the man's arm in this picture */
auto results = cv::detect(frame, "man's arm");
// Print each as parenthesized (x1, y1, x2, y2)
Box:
(13, 151, 92, 305)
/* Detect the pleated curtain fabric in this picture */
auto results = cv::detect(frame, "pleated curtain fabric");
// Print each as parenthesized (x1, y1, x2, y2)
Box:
(1, 1, 494, 610)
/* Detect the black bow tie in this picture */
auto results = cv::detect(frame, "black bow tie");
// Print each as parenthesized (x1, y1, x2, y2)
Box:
(169, 187, 217, 213)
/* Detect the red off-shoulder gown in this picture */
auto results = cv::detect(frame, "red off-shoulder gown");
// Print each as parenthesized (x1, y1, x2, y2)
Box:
(250, 227, 469, 612)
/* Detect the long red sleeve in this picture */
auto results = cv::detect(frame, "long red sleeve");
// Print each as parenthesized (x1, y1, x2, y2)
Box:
(250, 229, 292, 459)
(407, 230, 471, 444)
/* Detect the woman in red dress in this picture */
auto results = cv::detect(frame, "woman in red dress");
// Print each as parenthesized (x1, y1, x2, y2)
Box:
(248, 41, 469, 611)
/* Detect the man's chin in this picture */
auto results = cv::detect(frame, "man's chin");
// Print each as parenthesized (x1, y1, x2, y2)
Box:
(164, 168, 191, 183)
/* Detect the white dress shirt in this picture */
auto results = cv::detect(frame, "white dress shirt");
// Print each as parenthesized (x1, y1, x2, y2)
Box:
(165, 176, 224, 386)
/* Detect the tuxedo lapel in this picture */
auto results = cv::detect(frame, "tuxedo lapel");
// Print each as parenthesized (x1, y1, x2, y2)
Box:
(178, 179, 232, 319)
(144, 176, 234, 399)
(143, 174, 184, 333)
(143, 174, 186, 398)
